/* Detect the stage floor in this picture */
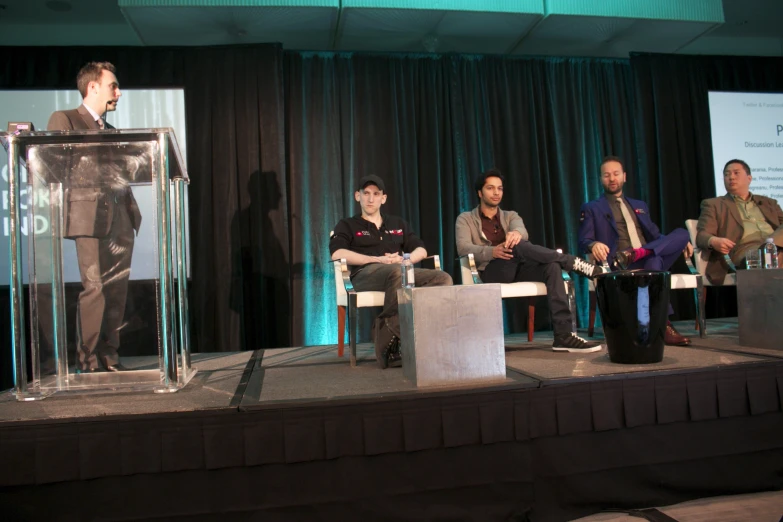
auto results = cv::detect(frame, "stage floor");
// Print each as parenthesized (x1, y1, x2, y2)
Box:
(1, 317, 780, 423)
(2, 317, 783, 522)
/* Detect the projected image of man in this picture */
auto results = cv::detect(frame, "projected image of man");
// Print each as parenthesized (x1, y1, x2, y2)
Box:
(578, 156, 693, 346)
(47, 62, 142, 373)
(697, 159, 783, 284)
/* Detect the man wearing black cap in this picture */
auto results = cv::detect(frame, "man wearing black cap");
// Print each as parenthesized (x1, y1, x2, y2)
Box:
(330, 175, 453, 368)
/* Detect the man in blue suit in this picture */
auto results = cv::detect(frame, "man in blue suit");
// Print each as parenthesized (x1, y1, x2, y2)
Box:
(578, 156, 693, 346)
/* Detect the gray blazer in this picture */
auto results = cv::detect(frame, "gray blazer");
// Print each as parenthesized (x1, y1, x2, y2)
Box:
(455, 206, 528, 271)
(47, 106, 142, 238)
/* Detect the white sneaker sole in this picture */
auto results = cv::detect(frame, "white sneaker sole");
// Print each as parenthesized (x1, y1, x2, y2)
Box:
(552, 343, 604, 353)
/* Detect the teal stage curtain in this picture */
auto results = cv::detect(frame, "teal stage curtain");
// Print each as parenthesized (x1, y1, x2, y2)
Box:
(285, 53, 636, 346)
(1, 45, 781, 377)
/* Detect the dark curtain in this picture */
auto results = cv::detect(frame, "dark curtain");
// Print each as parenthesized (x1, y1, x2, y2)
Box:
(285, 53, 636, 344)
(632, 53, 783, 318)
(2, 45, 782, 391)
(479, 56, 638, 327)
(285, 53, 464, 346)
(0, 45, 289, 390)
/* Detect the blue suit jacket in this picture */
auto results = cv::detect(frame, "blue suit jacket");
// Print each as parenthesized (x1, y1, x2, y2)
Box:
(578, 196, 661, 262)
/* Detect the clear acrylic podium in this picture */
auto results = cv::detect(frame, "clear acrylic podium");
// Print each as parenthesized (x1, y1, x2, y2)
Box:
(1, 128, 195, 400)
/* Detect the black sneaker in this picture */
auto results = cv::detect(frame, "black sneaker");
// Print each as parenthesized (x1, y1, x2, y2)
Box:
(373, 317, 401, 369)
(569, 257, 602, 278)
(552, 332, 604, 353)
(387, 344, 403, 368)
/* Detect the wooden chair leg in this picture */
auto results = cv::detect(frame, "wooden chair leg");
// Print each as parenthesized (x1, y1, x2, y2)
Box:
(527, 297, 535, 342)
(337, 305, 346, 357)
(588, 290, 597, 337)
(696, 284, 707, 336)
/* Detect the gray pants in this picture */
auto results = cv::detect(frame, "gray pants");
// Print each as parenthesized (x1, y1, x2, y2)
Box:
(74, 205, 135, 370)
(351, 263, 453, 329)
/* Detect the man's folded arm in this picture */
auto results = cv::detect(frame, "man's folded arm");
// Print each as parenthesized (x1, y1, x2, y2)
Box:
(455, 214, 494, 264)
(506, 211, 529, 241)
(331, 248, 380, 266)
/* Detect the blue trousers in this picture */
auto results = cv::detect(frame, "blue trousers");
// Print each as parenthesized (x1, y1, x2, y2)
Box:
(625, 227, 690, 316)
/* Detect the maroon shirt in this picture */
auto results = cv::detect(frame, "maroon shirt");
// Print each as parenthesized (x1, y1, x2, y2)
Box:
(480, 211, 506, 246)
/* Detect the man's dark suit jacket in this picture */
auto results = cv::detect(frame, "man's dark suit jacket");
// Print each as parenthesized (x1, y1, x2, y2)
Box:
(47, 106, 141, 238)
(578, 195, 661, 261)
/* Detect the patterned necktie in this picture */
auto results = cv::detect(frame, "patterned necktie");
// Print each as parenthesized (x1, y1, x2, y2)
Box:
(96, 118, 105, 130)
(617, 199, 643, 248)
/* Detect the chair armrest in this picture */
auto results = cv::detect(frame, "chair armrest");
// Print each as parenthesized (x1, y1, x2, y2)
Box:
(683, 251, 699, 275)
(334, 259, 356, 293)
(420, 255, 441, 270)
(556, 249, 573, 283)
(723, 254, 738, 273)
(458, 254, 482, 284)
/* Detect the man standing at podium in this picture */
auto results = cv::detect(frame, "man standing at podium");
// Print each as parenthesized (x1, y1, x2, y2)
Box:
(578, 156, 692, 346)
(47, 62, 142, 372)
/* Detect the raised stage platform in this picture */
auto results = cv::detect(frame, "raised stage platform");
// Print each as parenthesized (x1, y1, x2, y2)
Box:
(1, 318, 782, 521)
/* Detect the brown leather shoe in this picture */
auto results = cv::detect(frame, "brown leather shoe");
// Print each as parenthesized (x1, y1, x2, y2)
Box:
(665, 322, 691, 346)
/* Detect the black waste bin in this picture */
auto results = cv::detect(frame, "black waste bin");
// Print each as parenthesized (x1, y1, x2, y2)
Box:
(595, 270, 670, 364)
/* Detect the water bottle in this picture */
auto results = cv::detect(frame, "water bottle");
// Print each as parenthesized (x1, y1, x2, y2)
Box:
(762, 238, 779, 269)
(400, 253, 415, 287)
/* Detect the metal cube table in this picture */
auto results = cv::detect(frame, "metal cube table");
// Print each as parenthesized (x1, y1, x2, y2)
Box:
(397, 284, 506, 387)
(737, 269, 783, 350)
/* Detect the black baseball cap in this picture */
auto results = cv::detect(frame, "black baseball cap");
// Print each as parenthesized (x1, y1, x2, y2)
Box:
(357, 175, 385, 192)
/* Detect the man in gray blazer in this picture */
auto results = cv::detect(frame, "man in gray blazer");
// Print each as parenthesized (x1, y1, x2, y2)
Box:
(697, 159, 783, 285)
(455, 168, 603, 353)
(47, 62, 141, 372)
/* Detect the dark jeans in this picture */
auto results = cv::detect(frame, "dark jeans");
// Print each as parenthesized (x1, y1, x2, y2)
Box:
(480, 241, 572, 337)
(351, 263, 453, 322)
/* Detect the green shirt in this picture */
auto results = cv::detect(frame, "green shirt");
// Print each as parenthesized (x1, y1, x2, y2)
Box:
(732, 193, 775, 246)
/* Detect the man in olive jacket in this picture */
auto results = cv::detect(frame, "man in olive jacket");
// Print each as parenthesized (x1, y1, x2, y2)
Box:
(455, 168, 602, 353)
(697, 159, 783, 285)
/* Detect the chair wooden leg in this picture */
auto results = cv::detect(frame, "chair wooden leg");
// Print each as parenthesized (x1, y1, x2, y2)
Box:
(588, 290, 597, 337)
(337, 305, 346, 357)
(528, 297, 535, 342)
(696, 280, 707, 337)
(348, 295, 358, 367)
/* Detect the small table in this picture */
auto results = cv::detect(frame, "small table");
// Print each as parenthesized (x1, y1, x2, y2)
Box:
(737, 269, 783, 350)
(397, 284, 506, 387)
(595, 270, 671, 364)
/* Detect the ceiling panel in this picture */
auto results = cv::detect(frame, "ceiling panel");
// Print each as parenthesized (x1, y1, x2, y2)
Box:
(336, 8, 445, 52)
(514, 15, 721, 57)
(120, 5, 338, 47)
(0, 0, 779, 57)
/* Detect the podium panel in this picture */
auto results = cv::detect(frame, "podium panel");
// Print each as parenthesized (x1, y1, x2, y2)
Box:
(2, 129, 194, 399)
